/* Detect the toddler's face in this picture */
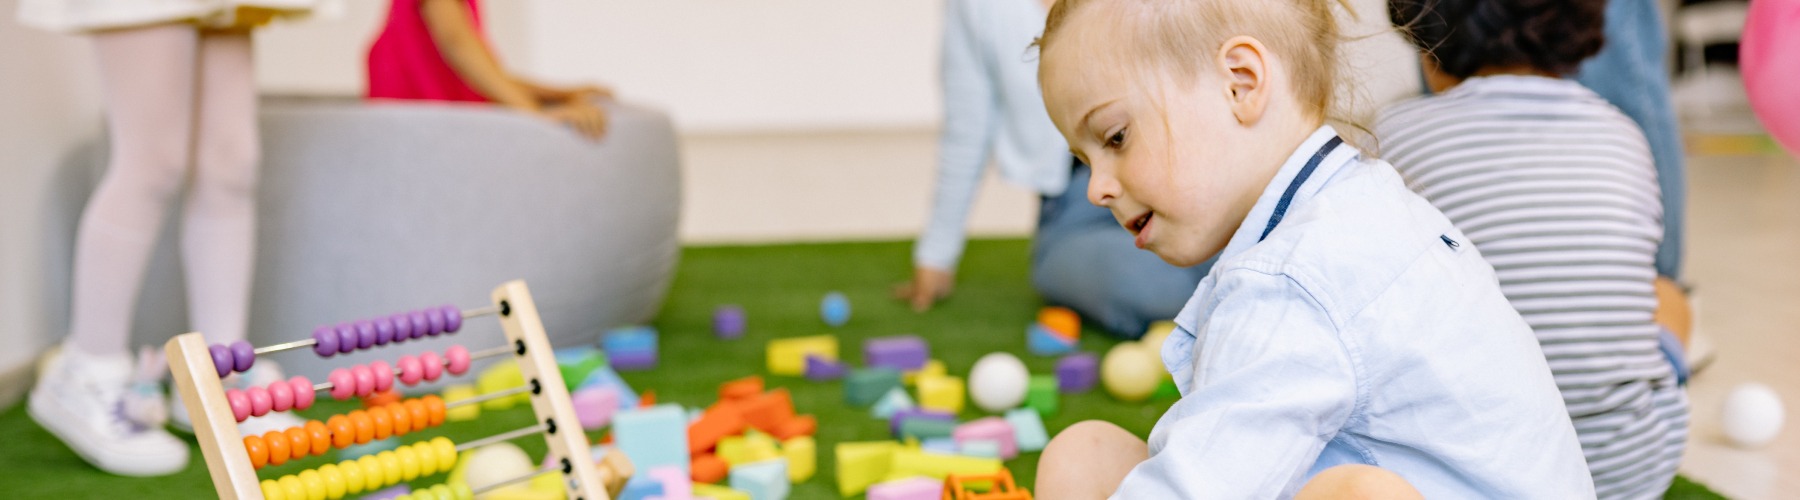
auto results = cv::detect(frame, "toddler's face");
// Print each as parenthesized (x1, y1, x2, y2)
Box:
(1039, 16, 1270, 267)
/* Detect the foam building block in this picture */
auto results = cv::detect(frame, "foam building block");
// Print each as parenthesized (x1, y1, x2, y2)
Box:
(718, 432, 780, 466)
(729, 459, 789, 500)
(889, 409, 956, 437)
(714, 305, 747, 339)
(846, 367, 903, 407)
(952, 417, 1018, 459)
(920, 437, 957, 455)
(871, 387, 916, 420)
(767, 335, 838, 376)
(1037, 306, 1081, 340)
(835, 441, 901, 496)
(898, 416, 957, 440)
(1005, 408, 1049, 453)
(688, 406, 748, 455)
(889, 449, 1002, 479)
(556, 346, 609, 392)
(1055, 353, 1098, 393)
(620, 477, 667, 500)
(692, 483, 751, 500)
(441, 384, 481, 421)
(1155, 379, 1180, 399)
(580, 363, 642, 409)
(615, 404, 692, 476)
(477, 362, 532, 410)
(741, 388, 796, 434)
(903, 359, 946, 386)
(1027, 324, 1077, 356)
(720, 376, 764, 401)
(864, 335, 930, 371)
(820, 292, 851, 327)
(803, 355, 847, 381)
(772, 415, 816, 440)
(957, 440, 1001, 459)
(604, 326, 660, 371)
(781, 436, 816, 483)
(574, 385, 623, 430)
(1026, 375, 1058, 416)
(644, 466, 692, 500)
(916, 375, 966, 414)
(692, 452, 730, 484)
(867, 477, 942, 500)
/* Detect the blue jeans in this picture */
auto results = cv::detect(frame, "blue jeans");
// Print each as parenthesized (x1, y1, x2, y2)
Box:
(1031, 161, 1214, 338)
(1576, 0, 1687, 280)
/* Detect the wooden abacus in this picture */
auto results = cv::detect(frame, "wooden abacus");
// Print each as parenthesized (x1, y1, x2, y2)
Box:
(166, 280, 618, 499)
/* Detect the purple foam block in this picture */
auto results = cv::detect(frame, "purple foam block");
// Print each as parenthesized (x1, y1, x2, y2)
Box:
(713, 305, 747, 339)
(611, 350, 658, 371)
(1056, 352, 1099, 393)
(888, 408, 956, 436)
(863, 335, 929, 371)
(804, 354, 848, 381)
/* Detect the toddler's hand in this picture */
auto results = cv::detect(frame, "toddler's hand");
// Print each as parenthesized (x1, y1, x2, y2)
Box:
(538, 101, 608, 141)
(893, 266, 954, 312)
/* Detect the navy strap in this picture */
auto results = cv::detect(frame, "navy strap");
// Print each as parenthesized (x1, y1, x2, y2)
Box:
(1259, 136, 1344, 242)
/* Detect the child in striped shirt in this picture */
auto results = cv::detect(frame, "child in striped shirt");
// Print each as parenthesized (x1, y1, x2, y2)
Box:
(1381, 0, 1689, 497)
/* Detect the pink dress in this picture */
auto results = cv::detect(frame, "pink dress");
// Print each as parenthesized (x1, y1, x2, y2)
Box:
(366, 0, 488, 102)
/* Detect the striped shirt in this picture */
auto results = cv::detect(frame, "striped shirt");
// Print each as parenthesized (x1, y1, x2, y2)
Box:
(1377, 75, 1688, 499)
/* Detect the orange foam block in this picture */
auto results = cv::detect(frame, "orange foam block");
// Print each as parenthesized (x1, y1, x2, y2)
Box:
(1037, 307, 1080, 340)
(688, 407, 748, 455)
(692, 452, 729, 484)
(741, 388, 796, 434)
(773, 415, 817, 440)
(721, 376, 764, 401)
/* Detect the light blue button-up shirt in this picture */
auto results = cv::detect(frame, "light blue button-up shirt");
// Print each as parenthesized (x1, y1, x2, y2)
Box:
(1114, 127, 1595, 498)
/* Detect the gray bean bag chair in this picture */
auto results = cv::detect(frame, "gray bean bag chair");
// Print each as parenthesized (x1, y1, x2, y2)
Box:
(41, 97, 681, 380)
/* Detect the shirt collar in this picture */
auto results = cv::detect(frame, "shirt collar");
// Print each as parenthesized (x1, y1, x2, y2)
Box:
(1212, 125, 1353, 263)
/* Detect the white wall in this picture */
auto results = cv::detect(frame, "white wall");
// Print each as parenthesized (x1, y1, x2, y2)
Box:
(0, 8, 104, 406)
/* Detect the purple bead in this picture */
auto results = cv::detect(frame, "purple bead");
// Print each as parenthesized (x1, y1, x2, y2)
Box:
(355, 321, 378, 348)
(375, 317, 396, 345)
(408, 311, 430, 339)
(209, 344, 233, 377)
(335, 324, 358, 354)
(357, 320, 384, 347)
(230, 341, 255, 373)
(312, 327, 339, 357)
(440, 305, 462, 334)
(424, 308, 445, 337)
(390, 313, 414, 340)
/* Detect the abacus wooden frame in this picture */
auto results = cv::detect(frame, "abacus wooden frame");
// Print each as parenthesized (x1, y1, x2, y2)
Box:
(166, 280, 608, 500)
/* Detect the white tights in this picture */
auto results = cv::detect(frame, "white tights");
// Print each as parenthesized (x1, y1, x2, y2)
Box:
(66, 25, 260, 357)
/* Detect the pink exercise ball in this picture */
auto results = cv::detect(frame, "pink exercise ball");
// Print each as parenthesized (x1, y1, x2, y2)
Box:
(1741, 0, 1800, 157)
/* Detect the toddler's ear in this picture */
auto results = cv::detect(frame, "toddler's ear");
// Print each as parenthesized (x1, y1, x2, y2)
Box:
(1216, 36, 1272, 125)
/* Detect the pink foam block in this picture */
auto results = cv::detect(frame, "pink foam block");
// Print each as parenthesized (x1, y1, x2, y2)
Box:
(952, 417, 1017, 459)
(574, 386, 622, 430)
(646, 466, 692, 500)
(867, 477, 942, 500)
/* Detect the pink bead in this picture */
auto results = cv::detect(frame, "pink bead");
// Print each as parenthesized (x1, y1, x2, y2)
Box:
(247, 386, 272, 417)
(445, 345, 472, 376)
(352, 365, 376, 397)
(369, 360, 394, 393)
(328, 368, 356, 400)
(397, 356, 423, 386)
(419, 351, 443, 382)
(289, 377, 315, 410)
(269, 380, 294, 412)
(226, 389, 252, 422)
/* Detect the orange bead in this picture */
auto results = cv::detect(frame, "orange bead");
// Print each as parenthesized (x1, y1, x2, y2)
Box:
(422, 394, 446, 427)
(349, 410, 374, 444)
(385, 403, 411, 437)
(244, 435, 269, 469)
(368, 406, 394, 441)
(264, 430, 290, 466)
(363, 389, 402, 409)
(327, 415, 354, 449)
(284, 426, 310, 460)
(305, 420, 331, 456)
(404, 400, 429, 432)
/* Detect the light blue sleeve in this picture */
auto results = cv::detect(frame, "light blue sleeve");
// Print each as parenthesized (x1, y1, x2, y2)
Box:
(1113, 269, 1359, 498)
(914, 0, 999, 272)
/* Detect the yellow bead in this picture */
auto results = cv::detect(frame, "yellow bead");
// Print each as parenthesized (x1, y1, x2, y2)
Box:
(452, 482, 474, 500)
(280, 475, 307, 500)
(396, 445, 421, 481)
(299, 469, 326, 500)
(378, 450, 402, 486)
(357, 455, 384, 492)
(426, 484, 453, 500)
(338, 460, 366, 495)
(434, 437, 458, 470)
(415, 441, 440, 476)
(262, 479, 286, 500)
(318, 463, 346, 499)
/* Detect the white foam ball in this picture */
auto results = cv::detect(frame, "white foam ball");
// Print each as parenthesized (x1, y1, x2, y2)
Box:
(463, 442, 534, 498)
(1722, 383, 1785, 448)
(969, 352, 1030, 412)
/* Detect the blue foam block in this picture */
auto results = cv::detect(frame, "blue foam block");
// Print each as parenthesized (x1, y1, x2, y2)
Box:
(580, 363, 640, 409)
(729, 459, 790, 500)
(613, 404, 690, 476)
(1027, 324, 1077, 356)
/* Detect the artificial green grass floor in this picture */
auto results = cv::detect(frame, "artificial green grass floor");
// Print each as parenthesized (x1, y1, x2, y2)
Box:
(0, 239, 1726, 499)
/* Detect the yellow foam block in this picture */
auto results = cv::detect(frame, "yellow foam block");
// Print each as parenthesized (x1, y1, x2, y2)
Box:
(718, 432, 779, 467)
(835, 441, 901, 496)
(904, 359, 946, 386)
(693, 483, 751, 500)
(781, 436, 816, 483)
(890, 449, 1002, 479)
(916, 374, 965, 414)
(766, 335, 839, 376)
(476, 363, 531, 410)
(443, 384, 481, 422)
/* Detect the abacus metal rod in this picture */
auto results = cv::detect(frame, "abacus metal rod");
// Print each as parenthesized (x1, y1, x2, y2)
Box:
(251, 306, 503, 355)
(306, 344, 515, 393)
(456, 423, 548, 453)
(445, 385, 532, 409)
(469, 465, 557, 495)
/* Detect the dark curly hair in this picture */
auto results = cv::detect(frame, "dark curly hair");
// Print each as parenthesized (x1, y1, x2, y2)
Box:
(1389, 0, 1607, 79)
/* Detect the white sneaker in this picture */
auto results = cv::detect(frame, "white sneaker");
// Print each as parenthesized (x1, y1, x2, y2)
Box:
(170, 358, 307, 436)
(29, 345, 190, 476)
